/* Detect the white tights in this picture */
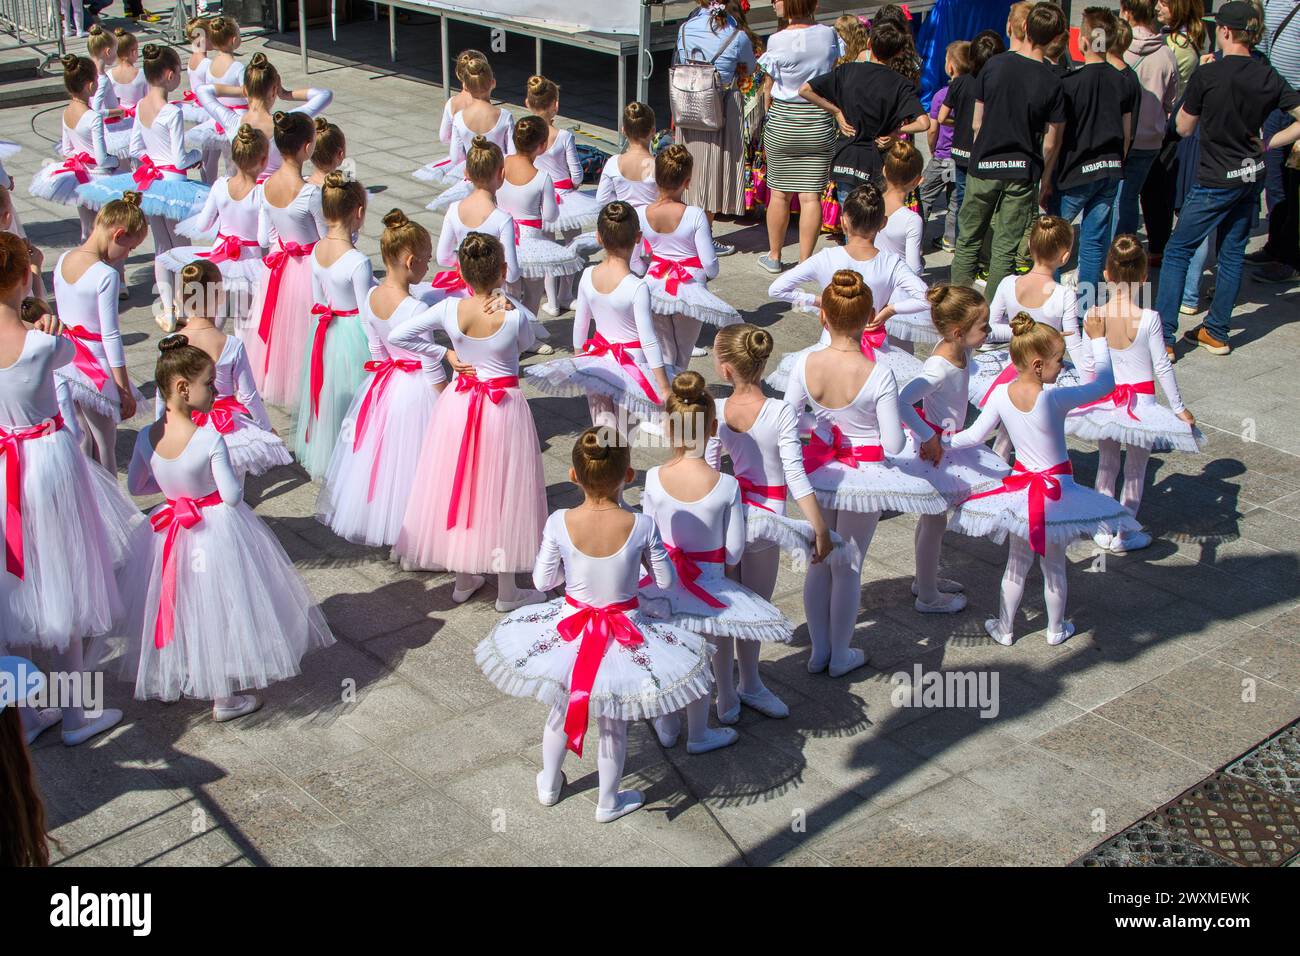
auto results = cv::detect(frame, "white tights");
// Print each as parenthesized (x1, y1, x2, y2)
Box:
(199, 149, 223, 186)
(913, 512, 947, 604)
(1095, 439, 1151, 517)
(995, 536, 1068, 637)
(149, 214, 180, 321)
(60, 0, 83, 35)
(540, 703, 628, 810)
(802, 508, 878, 672)
(78, 207, 96, 243)
(78, 405, 118, 475)
(712, 545, 782, 712)
(651, 312, 703, 368)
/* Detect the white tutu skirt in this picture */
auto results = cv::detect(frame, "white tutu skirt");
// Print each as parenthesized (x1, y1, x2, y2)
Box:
(475, 597, 715, 721)
(1067, 394, 1205, 454)
(765, 343, 924, 393)
(967, 347, 1083, 406)
(742, 502, 859, 569)
(524, 349, 666, 420)
(413, 156, 462, 185)
(891, 435, 1010, 508)
(104, 120, 135, 160)
(211, 417, 292, 477)
(645, 271, 741, 328)
(0, 140, 20, 161)
(76, 171, 210, 221)
(0, 429, 124, 651)
(316, 365, 440, 547)
(28, 163, 114, 206)
(948, 474, 1142, 546)
(640, 568, 794, 642)
(179, 100, 209, 124)
(544, 189, 601, 235)
(157, 245, 263, 288)
(425, 178, 472, 213)
(116, 498, 335, 701)
(513, 225, 585, 281)
(186, 119, 232, 156)
(54, 362, 146, 424)
(84, 458, 147, 571)
(887, 309, 941, 345)
(807, 456, 949, 516)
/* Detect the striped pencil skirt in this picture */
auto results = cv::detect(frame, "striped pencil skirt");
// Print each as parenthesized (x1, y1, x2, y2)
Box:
(761, 98, 836, 194)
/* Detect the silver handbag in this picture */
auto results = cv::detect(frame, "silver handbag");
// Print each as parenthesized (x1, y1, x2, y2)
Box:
(670, 25, 741, 132)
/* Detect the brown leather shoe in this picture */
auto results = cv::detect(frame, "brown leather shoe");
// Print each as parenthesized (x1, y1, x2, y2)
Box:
(1183, 325, 1230, 355)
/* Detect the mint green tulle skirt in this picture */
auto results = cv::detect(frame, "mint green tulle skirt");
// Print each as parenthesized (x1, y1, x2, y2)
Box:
(292, 312, 370, 480)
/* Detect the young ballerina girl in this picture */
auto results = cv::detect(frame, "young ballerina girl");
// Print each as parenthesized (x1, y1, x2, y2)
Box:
(305, 118, 346, 187)
(246, 110, 325, 406)
(1068, 235, 1201, 555)
(52, 194, 147, 475)
(496, 115, 584, 321)
(168, 259, 289, 477)
(894, 285, 1009, 613)
(595, 102, 658, 210)
(293, 171, 373, 480)
(525, 75, 600, 236)
(316, 210, 449, 546)
(180, 17, 213, 123)
(108, 29, 147, 112)
(413, 48, 490, 183)
(0, 233, 129, 746)
(525, 200, 671, 432)
(947, 312, 1140, 646)
(632, 144, 740, 366)
(705, 323, 845, 718)
(783, 270, 947, 676)
(641, 371, 795, 751)
(475, 428, 715, 822)
(431, 137, 520, 301)
(76, 44, 209, 332)
(766, 184, 932, 392)
(195, 52, 333, 183)
(877, 140, 925, 275)
(119, 335, 334, 720)
(183, 16, 246, 184)
(28, 55, 118, 241)
(425, 58, 516, 210)
(159, 125, 269, 331)
(86, 27, 132, 161)
(390, 233, 548, 612)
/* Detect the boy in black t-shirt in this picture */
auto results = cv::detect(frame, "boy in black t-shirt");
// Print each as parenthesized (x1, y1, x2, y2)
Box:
(1055, 7, 1133, 298)
(951, 3, 1068, 298)
(938, 30, 1005, 250)
(1154, 1, 1300, 355)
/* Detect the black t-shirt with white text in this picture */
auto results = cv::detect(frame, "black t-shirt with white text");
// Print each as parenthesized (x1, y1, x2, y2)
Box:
(1116, 63, 1142, 151)
(1183, 53, 1300, 188)
(946, 72, 976, 168)
(970, 51, 1067, 181)
(807, 61, 925, 188)
(1057, 62, 1132, 189)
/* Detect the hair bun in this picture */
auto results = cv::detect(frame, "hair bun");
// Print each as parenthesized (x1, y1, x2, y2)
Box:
(120, 190, 142, 208)
(459, 232, 493, 259)
(382, 208, 410, 229)
(1009, 312, 1037, 338)
(926, 284, 949, 307)
(578, 430, 610, 461)
(604, 200, 630, 223)
(742, 327, 773, 363)
(141, 43, 161, 60)
(249, 52, 269, 67)
(88, 23, 103, 35)
(830, 269, 865, 297)
(314, 115, 330, 132)
(323, 170, 348, 190)
(234, 124, 256, 143)
(670, 369, 708, 405)
(158, 333, 189, 352)
(113, 26, 129, 37)
(272, 109, 290, 128)
(60, 53, 79, 70)
(471, 134, 490, 151)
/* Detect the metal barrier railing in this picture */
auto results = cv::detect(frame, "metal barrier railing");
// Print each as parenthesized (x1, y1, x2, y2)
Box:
(0, 0, 66, 71)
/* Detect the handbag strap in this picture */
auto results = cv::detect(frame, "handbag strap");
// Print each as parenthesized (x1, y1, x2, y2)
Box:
(676, 11, 742, 67)
(1272, 1, 1300, 49)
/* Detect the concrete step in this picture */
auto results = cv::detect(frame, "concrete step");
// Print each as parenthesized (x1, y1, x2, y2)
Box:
(0, 74, 66, 108)
(0, 55, 43, 83)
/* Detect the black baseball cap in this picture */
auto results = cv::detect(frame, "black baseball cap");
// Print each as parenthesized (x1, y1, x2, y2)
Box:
(1203, 1, 1260, 31)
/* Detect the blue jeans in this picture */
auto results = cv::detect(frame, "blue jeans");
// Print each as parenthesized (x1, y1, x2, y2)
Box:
(1182, 236, 1211, 309)
(953, 165, 967, 241)
(1155, 181, 1262, 344)
(1058, 178, 1120, 300)
(1111, 148, 1159, 240)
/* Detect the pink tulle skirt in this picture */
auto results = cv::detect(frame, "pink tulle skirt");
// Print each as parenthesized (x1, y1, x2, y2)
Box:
(242, 253, 313, 407)
(393, 383, 546, 573)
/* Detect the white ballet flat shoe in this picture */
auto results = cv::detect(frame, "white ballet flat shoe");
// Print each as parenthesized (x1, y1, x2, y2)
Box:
(539, 301, 562, 318)
(686, 726, 738, 755)
(61, 708, 123, 746)
(1046, 621, 1077, 646)
(914, 591, 968, 614)
(536, 770, 566, 807)
(1110, 530, 1151, 554)
(653, 714, 681, 748)
(595, 789, 644, 823)
(716, 699, 741, 725)
(530, 342, 557, 355)
(24, 708, 62, 745)
(451, 574, 485, 604)
(212, 694, 263, 723)
(984, 619, 1014, 647)
(1093, 531, 1113, 551)
(806, 653, 830, 675)
(911, 576, 964, 596)
(738, 687, 789, 719)
(495, 589, 546, 613)
(828, 649, 867, 678)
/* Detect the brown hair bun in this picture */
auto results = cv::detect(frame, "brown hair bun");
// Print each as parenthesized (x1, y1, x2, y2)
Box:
(571, 426, 629, 494)
(382, 208, 410, 230)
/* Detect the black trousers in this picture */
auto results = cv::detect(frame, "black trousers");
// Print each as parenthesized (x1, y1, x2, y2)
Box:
(1140, 145, 1178, 255)
(1263, 163, 1300, 269)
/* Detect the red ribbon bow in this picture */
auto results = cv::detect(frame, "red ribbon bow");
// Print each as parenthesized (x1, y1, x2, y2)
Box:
(191, 395, 251, 434)
(737, 476, 786, 512)
(56, 152, 96, 185)
(61, 326, 109, 392)
(643, 240, 702, 296)
(802, 425, 884, 474)
(513, 217, 543, 245)
(354, 358, 421, 500)
(860, 326, 888, 360)
(1078, 380, 1155, 421)
(446, 374, 517, 530)
(198, 233, 257, 265)
(258, 240, 316, 367)
(1, 415, 63, 580)
(961, 460, 1072, 557)
(552, 177, 577, 205)
(555, 594, 644, 756)
(149, 489, 224, 649)
(582, 334, 659, 403)
(640, 545, 727, 608)
(430, 268, 469, 295)
(980, 361, 1020, 407)
(305, 304, 360, 431)
(132, 155, 183, 190)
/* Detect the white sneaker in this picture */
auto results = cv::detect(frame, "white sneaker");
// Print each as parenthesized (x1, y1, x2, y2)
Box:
(536, 770, 565, 807)
(984, 619, 1014, 646)
(686, 726, 738, 754)
(738, 687, 789, 719)
(1093, 531, 1113, 551)
(1110, 529, 1151, 554)
(212, 695, 262, 723)
(595, 790, 644, 823)
(1046, 621, 1076, 646)
(914, 592, 968, 614)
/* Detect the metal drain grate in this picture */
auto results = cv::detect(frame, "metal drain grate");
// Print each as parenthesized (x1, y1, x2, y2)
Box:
(1226, 723, 1300, 800)
(1073, 821, 1233, 867)
(1148, 773, 1300, 866)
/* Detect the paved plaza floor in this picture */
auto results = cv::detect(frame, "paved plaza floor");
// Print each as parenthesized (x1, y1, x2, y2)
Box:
(7, 27, 1299, 866)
